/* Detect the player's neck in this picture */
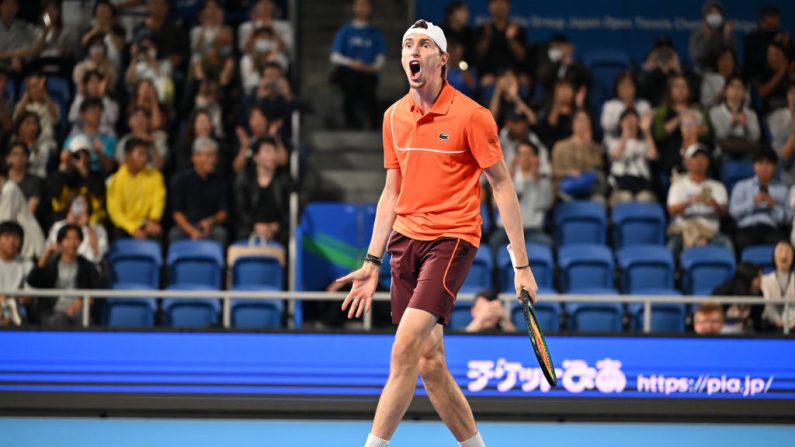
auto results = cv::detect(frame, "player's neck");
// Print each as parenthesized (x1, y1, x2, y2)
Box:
(410, 78, 444, 115)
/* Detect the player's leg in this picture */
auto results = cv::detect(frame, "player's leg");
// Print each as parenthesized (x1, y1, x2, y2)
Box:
(419, 324, 480, 443)
(369, 307, 439, 440)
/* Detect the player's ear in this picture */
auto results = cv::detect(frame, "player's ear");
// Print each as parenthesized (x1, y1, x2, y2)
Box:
(440, 51, 449, 67)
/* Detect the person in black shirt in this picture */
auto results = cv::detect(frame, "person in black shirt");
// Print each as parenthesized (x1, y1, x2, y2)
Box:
(474, 0, 527, 86)
(533, 34, 591, 105)
(743, 6, 793, 82)
(755, 42, 793, 116)
(441, 1, 475, 66)
(233, 136, 291, 245)
(169, 137, 228, 246)
(5, 140, 46, 225)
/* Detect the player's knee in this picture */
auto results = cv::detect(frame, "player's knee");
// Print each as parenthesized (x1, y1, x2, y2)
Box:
(390, 337, 422, 370)
(418, 351, 446, 382)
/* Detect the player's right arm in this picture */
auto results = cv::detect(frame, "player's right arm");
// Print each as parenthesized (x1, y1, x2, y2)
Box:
(338, 168, 401, 318)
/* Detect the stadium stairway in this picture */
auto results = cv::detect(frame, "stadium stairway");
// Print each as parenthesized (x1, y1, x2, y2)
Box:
(300, 0, 411, 203)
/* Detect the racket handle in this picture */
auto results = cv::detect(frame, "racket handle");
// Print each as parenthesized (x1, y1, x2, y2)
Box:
(520, 289, 531, 306)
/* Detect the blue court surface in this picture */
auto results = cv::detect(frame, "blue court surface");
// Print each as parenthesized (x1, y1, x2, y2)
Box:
(1, 418, 793, 447)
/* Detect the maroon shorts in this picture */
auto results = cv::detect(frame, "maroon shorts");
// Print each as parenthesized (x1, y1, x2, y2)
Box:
(386, 231, 477, 326)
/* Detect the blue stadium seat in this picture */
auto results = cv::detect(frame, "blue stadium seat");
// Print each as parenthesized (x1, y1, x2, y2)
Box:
(167, 240, 224, 289)
(449, 302, 473, 329)
(554, 201, 607, 246)
(498, 243, 555, 292)
(108, 239, 162, 289)
(721, 158, 754, 194)
(583, 49, 631, 113)
(681, 246, 736, 295)
(558, 244, 615, 292)
(163, 284, 220, 327)
(617, 245, 675, 293)
(101, 282, 157, 327)
(460, 246, 494, 294)
(611, 202, 666, 248)
(230, 241, 284, 289)
(741, 245, 775, 273)
(231, 285, 283, 329)
(629, 289, 686, 334)
(567, 287, 624, 333)
(511, 301, 560, 333)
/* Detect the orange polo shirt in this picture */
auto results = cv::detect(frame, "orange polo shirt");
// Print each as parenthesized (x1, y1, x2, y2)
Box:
(383, 81, 503, 247)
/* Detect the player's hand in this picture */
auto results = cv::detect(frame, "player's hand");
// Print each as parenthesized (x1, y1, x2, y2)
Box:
(515, 267, 538, 304)
(337, 263, 379, 319)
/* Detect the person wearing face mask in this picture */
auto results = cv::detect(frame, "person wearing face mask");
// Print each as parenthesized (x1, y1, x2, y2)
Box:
(689, 1, 737, 75)
(238, 0, 292, 56)
(241, 26, 289, 95)
(125, 36, 174, 106)
(534, 33, 590, 105)
(743, 6, 793, 83)
(73, 36, 118, 95)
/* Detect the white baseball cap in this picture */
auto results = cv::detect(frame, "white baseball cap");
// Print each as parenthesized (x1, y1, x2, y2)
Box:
(402, 20, 447, 53)
(66, 134, 92, 154)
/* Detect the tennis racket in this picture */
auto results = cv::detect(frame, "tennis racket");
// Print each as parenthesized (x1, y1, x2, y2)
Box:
(521, 289, 557, 387)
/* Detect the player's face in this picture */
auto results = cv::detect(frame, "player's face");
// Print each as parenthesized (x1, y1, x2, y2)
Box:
(401, 34, 447, 89)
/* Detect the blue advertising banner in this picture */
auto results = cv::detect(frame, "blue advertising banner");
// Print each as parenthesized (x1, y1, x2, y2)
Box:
(0, 332, 793, 401)
(414, 0, 794, 64)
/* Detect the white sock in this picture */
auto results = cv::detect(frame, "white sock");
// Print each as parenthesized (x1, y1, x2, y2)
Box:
(458, 431, 486, 447)
(364, 433, 389, 447)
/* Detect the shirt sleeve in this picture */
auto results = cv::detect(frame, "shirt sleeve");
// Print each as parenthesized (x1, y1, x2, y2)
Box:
(465, 107, 504, 168)
(330, 26, 347, 56)
(149, 171, 167, 222)
(382, 105, 399, 169)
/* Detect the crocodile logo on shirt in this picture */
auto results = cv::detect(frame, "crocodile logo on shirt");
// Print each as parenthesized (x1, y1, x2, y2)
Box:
(438, 132, 449, 140)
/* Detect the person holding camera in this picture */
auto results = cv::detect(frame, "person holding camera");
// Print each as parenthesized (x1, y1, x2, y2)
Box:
(465, 290, 515, 333)
(729, 147, 791, 253)
(49, 134, 107, 224)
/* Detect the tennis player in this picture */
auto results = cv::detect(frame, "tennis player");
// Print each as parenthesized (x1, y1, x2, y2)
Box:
(338, 20, 538, 447)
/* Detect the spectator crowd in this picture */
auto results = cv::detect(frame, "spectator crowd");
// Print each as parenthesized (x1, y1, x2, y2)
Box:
(0, 0, 794, 334)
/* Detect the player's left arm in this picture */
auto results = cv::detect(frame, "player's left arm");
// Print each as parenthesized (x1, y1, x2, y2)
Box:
(483, 161, 539, 303)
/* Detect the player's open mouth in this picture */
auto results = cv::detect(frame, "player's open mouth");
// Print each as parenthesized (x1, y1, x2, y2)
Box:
(409, 61, 421, 80)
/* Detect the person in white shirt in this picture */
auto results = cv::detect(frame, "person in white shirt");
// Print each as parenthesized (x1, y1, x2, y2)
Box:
(760, 240, 795, 331)
(666, 144, 732, 257)
(600, 71, 651, 137)
(46, 194, 108, 266)
(489, 140, 553, 249)
(498, 109, 550, 177)
(770, 84, 795, 186)
(605, 107, 657, 206)
(700, 46, 739, 107)
(237, 0, 292, 56)
(709, 76, 761, 158)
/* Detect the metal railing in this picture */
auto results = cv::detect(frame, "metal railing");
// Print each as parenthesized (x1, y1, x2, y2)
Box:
(1, 289, 791, 335)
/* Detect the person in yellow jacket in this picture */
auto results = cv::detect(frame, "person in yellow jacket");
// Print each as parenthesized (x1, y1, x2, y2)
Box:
(106, 138, 166, 239)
